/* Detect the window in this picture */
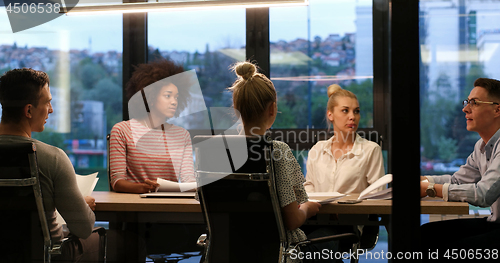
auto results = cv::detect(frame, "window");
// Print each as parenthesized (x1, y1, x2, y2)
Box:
(270, 0, 374, 129)
(148, 9, 245, 130)
(419, 0, 500, 175)
(0, 11, 122, 190)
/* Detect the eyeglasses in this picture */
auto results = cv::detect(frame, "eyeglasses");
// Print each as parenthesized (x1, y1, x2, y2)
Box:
(462, 99, 499, 108)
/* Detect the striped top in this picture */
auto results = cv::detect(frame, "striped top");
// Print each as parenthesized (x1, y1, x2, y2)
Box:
(109, 119, 195, 189)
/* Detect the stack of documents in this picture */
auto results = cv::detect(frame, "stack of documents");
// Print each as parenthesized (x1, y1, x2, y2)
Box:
(306, 174, 393, 204)
(56, 172, 99, 225)
(139, 178, 197, 198)
(357, 174, 392, 200)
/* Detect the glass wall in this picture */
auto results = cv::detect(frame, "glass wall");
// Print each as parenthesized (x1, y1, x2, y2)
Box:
(419, 0, 500, 175)
(0, 10, 122, 190)
(148, 9, 245, 131)
(270, 0, 374, 129)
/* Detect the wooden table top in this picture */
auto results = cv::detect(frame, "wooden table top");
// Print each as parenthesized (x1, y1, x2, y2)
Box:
(93, 191, 469, 215)
(92, 191, 201, 213)
(316, 194, 469, 215)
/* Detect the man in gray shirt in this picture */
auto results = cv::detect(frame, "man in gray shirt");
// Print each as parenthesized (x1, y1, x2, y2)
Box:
(420, 78, 500, 261)
(0, 68, 100, 262)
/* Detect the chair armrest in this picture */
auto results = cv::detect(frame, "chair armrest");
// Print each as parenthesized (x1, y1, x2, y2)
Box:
(197, 233, 207, 247)
(49, 237, 70, 255)
(92, 226, 106, 236)
(287, 233, 359, 254)
(307, 233, 358, 245)
(49, 226, 107, 259)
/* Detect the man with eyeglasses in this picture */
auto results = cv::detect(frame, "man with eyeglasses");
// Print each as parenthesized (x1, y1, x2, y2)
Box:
(420, 78, 500, 261)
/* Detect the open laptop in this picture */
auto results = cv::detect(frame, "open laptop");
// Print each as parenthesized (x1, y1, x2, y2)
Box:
(139, 192, 196, 198)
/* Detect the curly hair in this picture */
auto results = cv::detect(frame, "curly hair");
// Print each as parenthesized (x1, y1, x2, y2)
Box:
(126, 59, 192, 119)
(0, 68, 50, 123)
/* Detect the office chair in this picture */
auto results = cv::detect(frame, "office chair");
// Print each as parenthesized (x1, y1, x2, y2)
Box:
(193, 135, 358, 263)
(107, 133, 203, 263)
(337, 215, 380, 263)
(0, 142, 106, 263)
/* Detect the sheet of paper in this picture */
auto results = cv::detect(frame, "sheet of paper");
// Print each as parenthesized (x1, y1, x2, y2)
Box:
(157, 178, 197, 192)
(307, 192, 346, 204)
(56, 172, 99, 225)
(307, 192, 346, 199)
(360, 187, 392, 200)
(76, 172, 99, 197)
(358, 173, 392, 200)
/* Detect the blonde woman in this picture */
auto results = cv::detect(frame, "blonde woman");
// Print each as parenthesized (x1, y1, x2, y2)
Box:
(229, 61, 340, 263)
(304, 84, 385, 194)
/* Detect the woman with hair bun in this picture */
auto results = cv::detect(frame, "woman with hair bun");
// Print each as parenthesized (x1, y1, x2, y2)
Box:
(304, 84, 385, 194)
(301, 84, 385, 258)
(228, 61, 340, 263)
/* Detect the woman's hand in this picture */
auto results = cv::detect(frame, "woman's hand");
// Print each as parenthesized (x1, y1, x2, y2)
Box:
(300, 201, 322, 219)
(136, 180, 160, 193)
(84, 196, 96, 211)
(114, 179, 160, 194)
(144, 179, 160, 191)
(282, 201, 322, 230)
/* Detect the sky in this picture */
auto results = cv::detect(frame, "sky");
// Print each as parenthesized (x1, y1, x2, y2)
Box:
(0, 0, 371, 53)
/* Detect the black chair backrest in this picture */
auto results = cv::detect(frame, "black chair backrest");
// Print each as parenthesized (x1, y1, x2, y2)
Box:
(194, 135, 287, 263)
(0, 142, 50, 263)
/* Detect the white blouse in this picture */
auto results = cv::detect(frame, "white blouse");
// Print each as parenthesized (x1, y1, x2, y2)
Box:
(304, 134, 385, 194)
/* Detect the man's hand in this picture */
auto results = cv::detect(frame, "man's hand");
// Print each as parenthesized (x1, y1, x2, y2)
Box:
(420, 181, 429, 198)
(84, 196, 96, 211)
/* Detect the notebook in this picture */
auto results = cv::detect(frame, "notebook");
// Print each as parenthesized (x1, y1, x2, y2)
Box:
(139, 192, 196, 198)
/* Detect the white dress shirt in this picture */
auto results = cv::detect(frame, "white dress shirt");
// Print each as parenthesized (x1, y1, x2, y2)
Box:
(304, 133, 385, 194)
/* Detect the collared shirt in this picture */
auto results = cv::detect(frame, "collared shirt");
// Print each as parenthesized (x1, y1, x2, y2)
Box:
(304, 134, 385, 194)
(427, 128, 500, 223)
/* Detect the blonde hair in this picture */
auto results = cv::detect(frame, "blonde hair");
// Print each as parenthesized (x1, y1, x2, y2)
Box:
(326, 84, 358, 121)
(228, 62, 277, 125)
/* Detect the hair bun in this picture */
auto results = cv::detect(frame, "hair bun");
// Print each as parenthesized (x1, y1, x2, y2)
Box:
(234, 62, 256, 80)
(327, 84, 342, 97)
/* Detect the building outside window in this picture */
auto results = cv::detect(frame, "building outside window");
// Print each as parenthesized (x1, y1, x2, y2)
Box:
(419, 0, 500, 176)
(0, 10, 122, 190)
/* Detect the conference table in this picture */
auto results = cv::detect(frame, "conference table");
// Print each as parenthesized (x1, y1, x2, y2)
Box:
(93, 191, 469, 261)
(92, 191, 469, 224)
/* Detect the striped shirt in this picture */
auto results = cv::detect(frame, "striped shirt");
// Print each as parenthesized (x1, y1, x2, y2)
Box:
(110, 119, 195, 189)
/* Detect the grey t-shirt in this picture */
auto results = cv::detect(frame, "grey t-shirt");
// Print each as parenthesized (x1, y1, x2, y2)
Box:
(0, 135, 95, 241)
